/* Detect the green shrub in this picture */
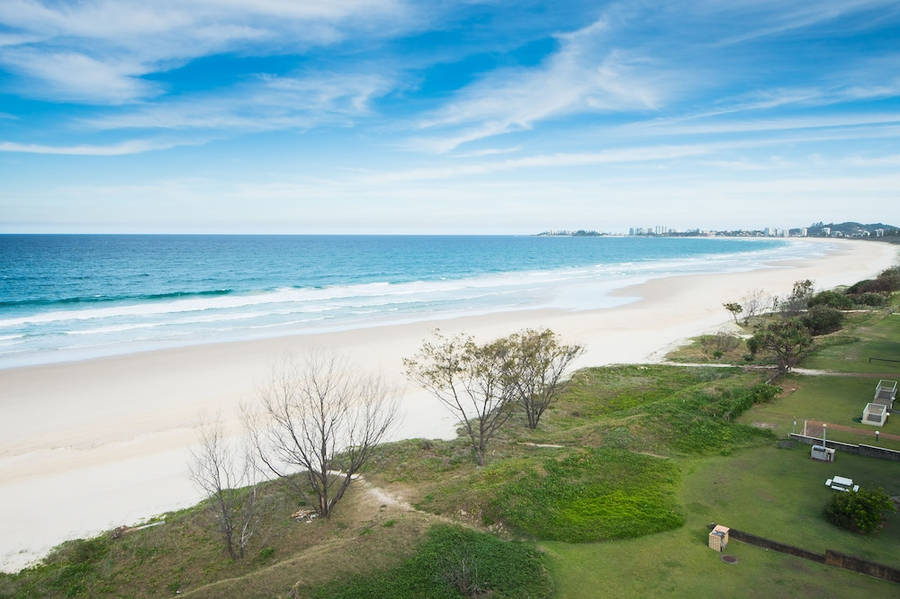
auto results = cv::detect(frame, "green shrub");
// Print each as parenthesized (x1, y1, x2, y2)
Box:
(824, 488, 896, 534)
(846, 276, 900, 294)
(645, 384, 778, 454)
(808, 290, 853, 310)
(309, 525, 553, 599)
(482, 449, 684, 542)
(801, 305, 844, 335)
(850, 292, 888, 307)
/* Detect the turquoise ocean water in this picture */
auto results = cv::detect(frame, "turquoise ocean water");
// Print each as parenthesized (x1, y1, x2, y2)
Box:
(0, 235, 820, 368)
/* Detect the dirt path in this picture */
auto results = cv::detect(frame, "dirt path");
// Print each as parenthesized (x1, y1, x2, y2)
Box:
(804, 419, 900, 442)
(663, 361, 898, 378)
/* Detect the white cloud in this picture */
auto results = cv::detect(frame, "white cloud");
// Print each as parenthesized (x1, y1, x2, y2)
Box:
(0, 139, 201, 155)
(412, 18, 676, 152)
(82, 71, 395, 131)
(0, 49, 158, 104)
(0, 0, 415, 104)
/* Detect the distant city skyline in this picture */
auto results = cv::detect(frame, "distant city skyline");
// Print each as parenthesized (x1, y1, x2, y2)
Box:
(1, 1, 899, 233)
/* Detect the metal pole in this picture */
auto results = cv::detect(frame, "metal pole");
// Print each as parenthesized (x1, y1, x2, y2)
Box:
(823, 423, 827, 446)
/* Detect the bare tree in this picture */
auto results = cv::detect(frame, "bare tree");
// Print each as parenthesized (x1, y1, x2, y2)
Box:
(504, 329, 583, 429)
(189, 419, 258, 560)
(740, 289, 766, 324)
(248, 355, 397, 518)
(404, 330, 515, 466)
(780, 279, 815, 315)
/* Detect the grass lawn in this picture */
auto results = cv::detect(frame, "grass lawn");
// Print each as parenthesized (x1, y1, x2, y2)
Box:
(739, 374, 900, 450)
(802, 310, 900, 374)
(542, 444, 900, 599)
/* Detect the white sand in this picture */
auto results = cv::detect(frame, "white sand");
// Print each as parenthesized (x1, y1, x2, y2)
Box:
(0, 239, 896, 571)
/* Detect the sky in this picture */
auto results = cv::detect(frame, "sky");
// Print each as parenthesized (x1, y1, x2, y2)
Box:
(0, 0, 899, 234)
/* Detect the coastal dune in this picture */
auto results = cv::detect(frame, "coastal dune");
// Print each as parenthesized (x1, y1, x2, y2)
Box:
(0, 238, 896, 571)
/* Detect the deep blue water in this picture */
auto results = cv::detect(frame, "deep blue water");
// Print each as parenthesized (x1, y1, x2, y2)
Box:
(0, 235, 815, 367)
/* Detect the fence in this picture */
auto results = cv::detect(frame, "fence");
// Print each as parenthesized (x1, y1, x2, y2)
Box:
(708, 524, 900, 583)
(789, 433, 900, 462)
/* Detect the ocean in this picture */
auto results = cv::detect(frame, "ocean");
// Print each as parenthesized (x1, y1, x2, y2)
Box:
(0, 235, 822, 368)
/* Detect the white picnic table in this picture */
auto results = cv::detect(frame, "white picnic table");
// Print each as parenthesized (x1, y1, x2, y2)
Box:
(825, 476, 859, 492)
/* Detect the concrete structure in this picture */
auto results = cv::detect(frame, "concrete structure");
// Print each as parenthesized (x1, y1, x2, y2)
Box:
(811, 444, 836, 461)
(863, 402, 888, 427)
(708, 525, 730, 552)
(874, 380, 896, 407)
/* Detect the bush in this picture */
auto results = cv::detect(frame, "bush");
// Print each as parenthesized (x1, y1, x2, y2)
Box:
(846, 276, 900, 294)
(481, 449, 684, 542)
(825, 487, 896, 534)
(850, 292, 888, 307)
(801, 305, 844, 335)
(699, 333, 741, 358)
(808, 290, 853, 310)
(309, 525, 553, 599)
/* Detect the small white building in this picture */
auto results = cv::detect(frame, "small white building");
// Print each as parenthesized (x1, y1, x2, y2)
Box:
(863, 402, 889, 427)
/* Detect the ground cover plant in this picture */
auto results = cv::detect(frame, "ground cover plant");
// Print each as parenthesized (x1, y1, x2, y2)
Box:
(481, 448, 684, 541)
(307, 525, 553, 599)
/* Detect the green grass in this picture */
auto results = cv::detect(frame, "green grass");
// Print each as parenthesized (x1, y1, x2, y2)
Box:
(802, 309, 900, 374)
(481, 449, 684, 542)
(739, 374, 900, 450)
(307, 525, 552, 599)
(541, 443, 900, 599)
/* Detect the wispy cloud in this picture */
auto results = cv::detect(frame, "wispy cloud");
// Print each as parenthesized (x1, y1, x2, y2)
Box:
(0, 0, 416, 104)
(0, 138, 202, 155)
(412, 18, 677, 152)
(362, 144, 714, 183)
(82, 71, 395, 132)
(712, 0, 899, 45)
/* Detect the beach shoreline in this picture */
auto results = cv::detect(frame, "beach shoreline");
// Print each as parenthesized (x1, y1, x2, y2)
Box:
(0, 238, 896, 572)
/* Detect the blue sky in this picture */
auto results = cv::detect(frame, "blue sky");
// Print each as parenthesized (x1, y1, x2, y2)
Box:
(0, 0, 899, 233)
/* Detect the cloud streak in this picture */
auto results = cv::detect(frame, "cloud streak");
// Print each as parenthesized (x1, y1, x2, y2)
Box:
(0, 138, 202, 155)
(412, 18, 676, 152)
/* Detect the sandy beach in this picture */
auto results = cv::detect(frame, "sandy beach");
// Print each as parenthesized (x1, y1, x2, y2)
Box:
(0, 238, 896, 572)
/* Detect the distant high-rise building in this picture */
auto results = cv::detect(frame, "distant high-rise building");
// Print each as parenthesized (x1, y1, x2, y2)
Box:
(823, 227, 831, 236)
(800, 228, 808, 237)
(876, 229, 885, 237)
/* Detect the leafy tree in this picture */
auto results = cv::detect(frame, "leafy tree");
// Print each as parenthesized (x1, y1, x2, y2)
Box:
(747, 319, 813, 373)
(504, 328, 583, 429)
(405, 330, 516, 466)
(801, 305, 844, 335)
(723, 302, 743, 324)
(825, 487, 896, 534)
